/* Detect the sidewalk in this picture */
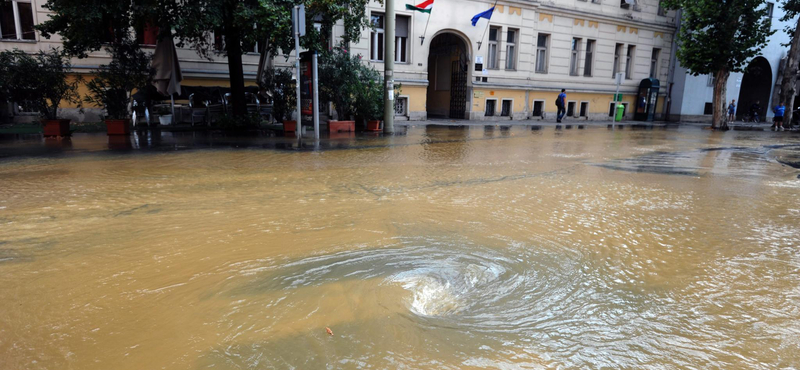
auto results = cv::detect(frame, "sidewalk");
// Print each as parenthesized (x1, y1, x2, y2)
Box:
(397, 118, 680, 128)
(396, 118, 799, 131)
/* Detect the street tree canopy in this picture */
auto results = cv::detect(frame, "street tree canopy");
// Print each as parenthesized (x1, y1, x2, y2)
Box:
(663, 0, 773, 128)
(37, 0, 373, 117)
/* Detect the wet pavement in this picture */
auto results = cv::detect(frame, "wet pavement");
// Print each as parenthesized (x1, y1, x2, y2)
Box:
(1, 125, 799, 369)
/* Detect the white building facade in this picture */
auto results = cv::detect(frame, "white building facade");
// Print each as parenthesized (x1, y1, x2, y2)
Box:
(668, 2, 795, 122)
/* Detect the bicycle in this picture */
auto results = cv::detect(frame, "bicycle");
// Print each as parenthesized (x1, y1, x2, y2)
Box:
(742, 112, 760, 123)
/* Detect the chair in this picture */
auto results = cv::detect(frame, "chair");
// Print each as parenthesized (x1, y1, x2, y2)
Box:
(188, 93, 208, 126)
(131, 100, 150, 127)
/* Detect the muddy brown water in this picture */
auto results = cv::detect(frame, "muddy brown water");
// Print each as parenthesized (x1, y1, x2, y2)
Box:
(1, 126, 799, 369)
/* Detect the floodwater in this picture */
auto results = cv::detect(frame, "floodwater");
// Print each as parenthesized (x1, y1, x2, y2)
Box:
(1, 125, 800, 369)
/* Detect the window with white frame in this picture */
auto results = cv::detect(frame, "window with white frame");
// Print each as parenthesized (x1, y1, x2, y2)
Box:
(625, 44, 635, 79)
(501, 99, 512, 116)
(395, 15, 409, 63)
(370, 13, 385, 61)
(394, 96, 408, 115)
(766, 2, 774, 27)
(536, 33, 549, 73)
(532, 100, 544, 117)
(579, 102, 589, 117)
(505, 29, 517, 70)
(650, 48, 660, 78)
(584, 39, 595, 76)
(488, 26, 500, 69)
(485, 99, 497, 116)
(613, 43, 623, 77)
(570, 38, 581, 76)
(0, 0, 35, 40)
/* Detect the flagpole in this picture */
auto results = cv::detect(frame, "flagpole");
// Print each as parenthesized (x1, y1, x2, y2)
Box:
(477, 0, 499, 50)
(420, 12, 432, 45)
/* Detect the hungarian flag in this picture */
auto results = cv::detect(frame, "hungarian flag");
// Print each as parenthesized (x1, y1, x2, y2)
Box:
(406, 0, 433, 13)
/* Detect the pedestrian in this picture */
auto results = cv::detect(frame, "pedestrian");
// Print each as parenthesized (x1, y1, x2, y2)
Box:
(556, 89, 566, 123)
(727, 99, 736, 122)
(750, 101, 761, 123)
(773, 102, 785, 131)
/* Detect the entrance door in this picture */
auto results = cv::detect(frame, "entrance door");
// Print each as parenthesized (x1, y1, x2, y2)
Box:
(449, 61, 467, 119)
(427, 33, 470, 119)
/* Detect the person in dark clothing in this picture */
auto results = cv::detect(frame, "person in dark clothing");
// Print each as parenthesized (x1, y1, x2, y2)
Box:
(556, 89, 566, 123)
(750, 101, 761, 123)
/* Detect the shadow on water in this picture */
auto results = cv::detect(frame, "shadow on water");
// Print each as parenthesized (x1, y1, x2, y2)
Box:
(593, 143, 800, 177)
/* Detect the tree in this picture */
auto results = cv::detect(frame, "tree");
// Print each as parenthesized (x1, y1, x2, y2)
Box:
(84, 38, 154, 120)
(169, 0, 371, 117)
(1, 49, 82, 120)
(664, 0, 773, 129)
(779, 0, 800, 126)
(38, 0, 372, 118)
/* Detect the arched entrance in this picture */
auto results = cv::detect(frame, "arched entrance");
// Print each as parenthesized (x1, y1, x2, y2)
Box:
(737, 56, 772, 120)
(426, 32, 470, 119)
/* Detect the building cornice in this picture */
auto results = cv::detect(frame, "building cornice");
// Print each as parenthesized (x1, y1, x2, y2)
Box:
(534, 3, 676, 33)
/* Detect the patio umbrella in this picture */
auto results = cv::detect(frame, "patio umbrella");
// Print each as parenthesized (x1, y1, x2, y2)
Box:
(152, 33, 183, 120)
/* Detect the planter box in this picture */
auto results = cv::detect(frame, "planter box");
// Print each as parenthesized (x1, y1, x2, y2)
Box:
(283, 120, 297, 132)
(43, 119, 71, 137)
(158, 115, 173, 126)
(329, 120, 355, 133)
(105, 119, 131, 136)
(366, 120, 381, 132)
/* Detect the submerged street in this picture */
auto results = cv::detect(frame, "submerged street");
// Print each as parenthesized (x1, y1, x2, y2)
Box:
(1, 125, 799, 369)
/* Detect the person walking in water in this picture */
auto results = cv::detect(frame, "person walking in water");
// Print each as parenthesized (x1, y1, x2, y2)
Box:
(556, 89, 566, 123)
(727, 99, 736, 122)
(773, 102, 785, 131)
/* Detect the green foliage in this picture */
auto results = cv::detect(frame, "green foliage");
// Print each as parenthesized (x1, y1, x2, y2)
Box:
(355, 66, 384, 121)
(662, 0, 774, 75)
(84, 38, 154, 120)
(259, 66, 296, 122)
(782, 0, 800, 21)
(318, 47, 377, 120)
(0, 51, 12, 104)
(37, 0, 374, 120)
(0, 49, 82, 120)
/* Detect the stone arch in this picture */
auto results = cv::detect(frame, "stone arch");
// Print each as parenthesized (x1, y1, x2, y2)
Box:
(426, 30, 472, 119)
(737, 56, 773, 120)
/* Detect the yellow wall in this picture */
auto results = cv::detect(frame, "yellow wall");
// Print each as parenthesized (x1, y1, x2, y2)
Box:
(469, 88, 643, 117)
(61, 75, 258, 109)
(472, 89, 527, 114)
(401, 85, 427, 112)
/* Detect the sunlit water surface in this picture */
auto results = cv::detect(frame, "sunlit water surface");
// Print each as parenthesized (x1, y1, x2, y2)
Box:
(1, 126, 800, 369)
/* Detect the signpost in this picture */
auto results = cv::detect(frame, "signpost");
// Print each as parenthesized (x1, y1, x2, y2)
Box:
(292, 4, 305, 139)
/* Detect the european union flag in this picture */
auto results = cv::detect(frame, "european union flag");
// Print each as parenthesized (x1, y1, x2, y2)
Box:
(471, 6, 495, 26)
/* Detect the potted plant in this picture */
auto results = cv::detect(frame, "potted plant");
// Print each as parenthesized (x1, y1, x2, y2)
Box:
(84, 38, 153, 135)
(319, 46, 360, 133)
(354, 65, 385, 132)
(155, 105, 173, 126)
(259, 66, 296, 131)
(0, 49, 81, 137)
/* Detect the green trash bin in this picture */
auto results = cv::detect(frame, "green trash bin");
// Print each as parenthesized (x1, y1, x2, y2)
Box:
(615, 104, 625, 122)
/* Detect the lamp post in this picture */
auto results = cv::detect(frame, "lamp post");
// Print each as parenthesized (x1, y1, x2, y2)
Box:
(383, 0, 395, 134)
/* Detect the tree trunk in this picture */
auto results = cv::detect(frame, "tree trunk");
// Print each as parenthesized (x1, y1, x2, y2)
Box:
(713, 68, 730, 129)
(780, 19, 800, 127)
(223, 1, 247, 118)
